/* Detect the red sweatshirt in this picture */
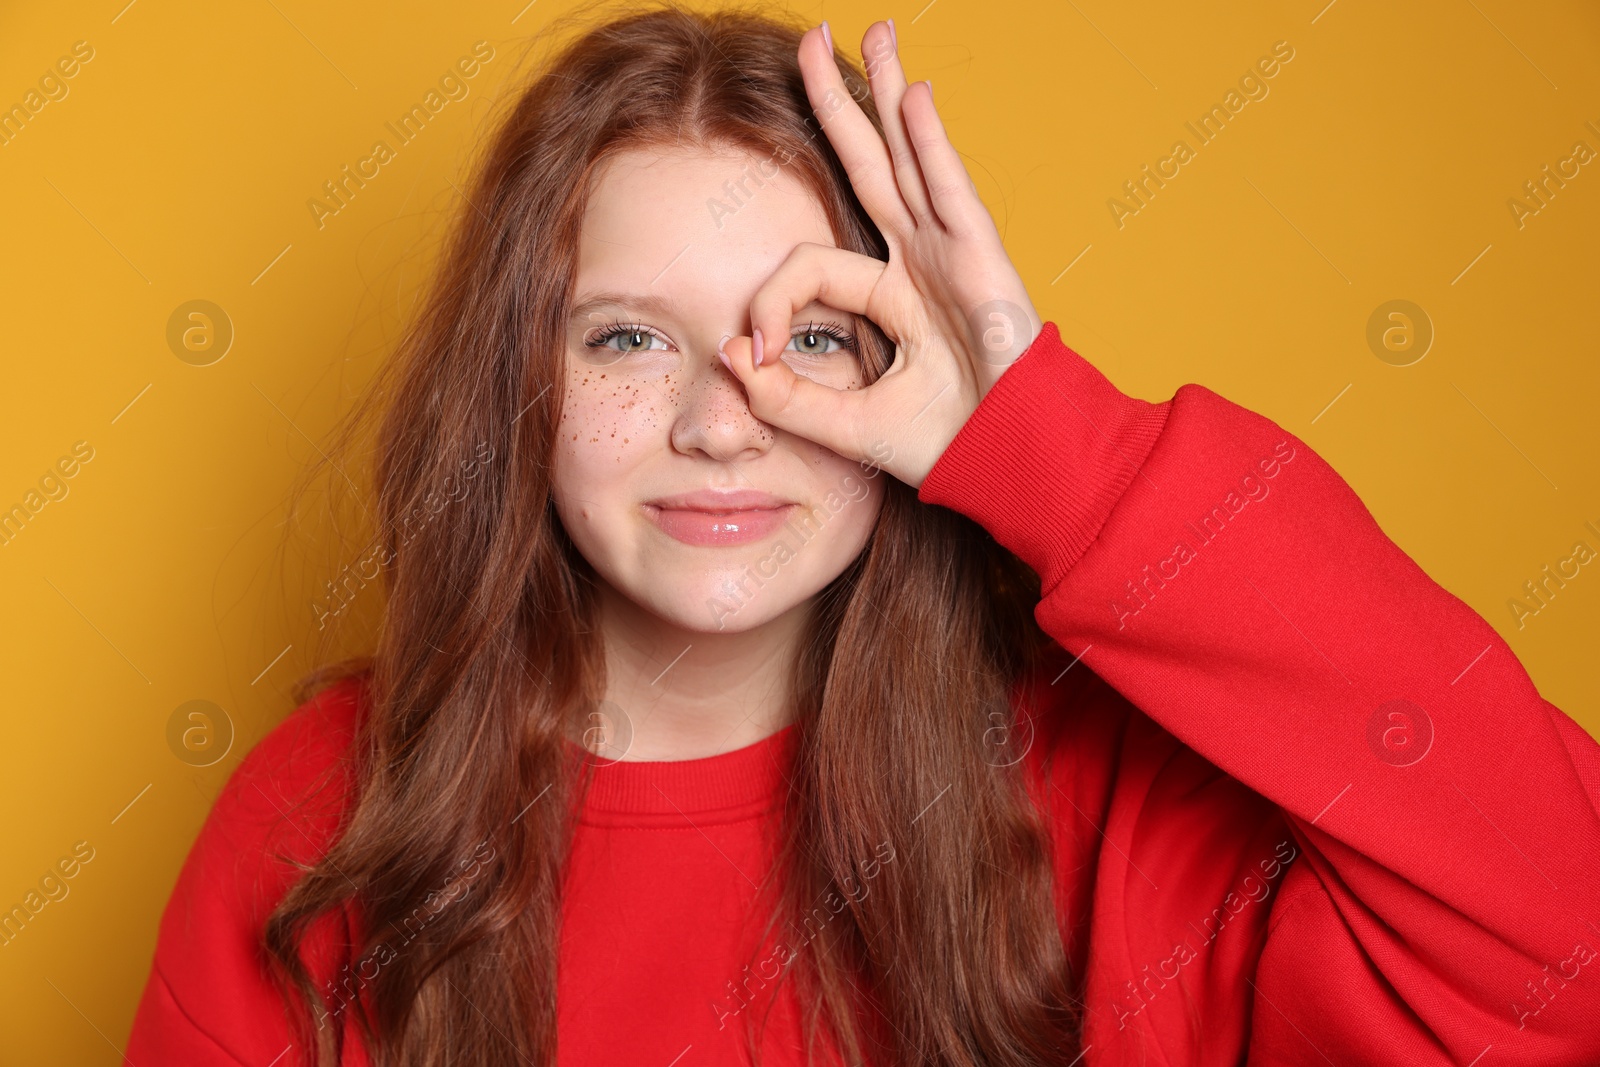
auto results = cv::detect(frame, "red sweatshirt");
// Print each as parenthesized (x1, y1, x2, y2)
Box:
(124, 322, 1600, 1066)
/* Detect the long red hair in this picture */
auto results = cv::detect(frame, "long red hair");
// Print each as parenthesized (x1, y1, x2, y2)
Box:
(265, 2, 1083, 1063)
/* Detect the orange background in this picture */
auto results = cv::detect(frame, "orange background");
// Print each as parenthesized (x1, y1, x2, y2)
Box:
(1, 0, 1597, 1059)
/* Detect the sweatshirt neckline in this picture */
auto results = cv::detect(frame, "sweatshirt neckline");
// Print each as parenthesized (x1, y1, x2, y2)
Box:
(567, 722, 799, 826)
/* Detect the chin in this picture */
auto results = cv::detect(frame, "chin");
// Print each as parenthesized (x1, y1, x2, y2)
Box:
(620, 563, 832, 634)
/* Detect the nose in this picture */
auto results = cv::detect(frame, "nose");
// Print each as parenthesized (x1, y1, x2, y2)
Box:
(669, 335, 776, 462)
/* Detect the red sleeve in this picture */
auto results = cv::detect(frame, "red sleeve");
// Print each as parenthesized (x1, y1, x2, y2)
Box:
(920, 323, 1600, 1066)
(122, 678, 369, 1067)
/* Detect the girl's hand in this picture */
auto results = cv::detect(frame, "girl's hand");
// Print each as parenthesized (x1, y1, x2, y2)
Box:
(719, 20, 1044, 490)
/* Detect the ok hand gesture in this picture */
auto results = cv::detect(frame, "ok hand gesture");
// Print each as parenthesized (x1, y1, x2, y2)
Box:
(719, 20, 1044, 489)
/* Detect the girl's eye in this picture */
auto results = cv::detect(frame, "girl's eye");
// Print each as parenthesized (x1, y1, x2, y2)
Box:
(584, 324, 670, 356)
(785, 322, 858, 358)
(578, 322, 676, 368)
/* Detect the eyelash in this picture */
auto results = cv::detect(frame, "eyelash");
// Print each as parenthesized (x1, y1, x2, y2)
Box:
(582, 320, 859, 355)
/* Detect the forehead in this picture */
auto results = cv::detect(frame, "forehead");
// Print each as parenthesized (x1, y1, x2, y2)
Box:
(574, 145, 836, 303)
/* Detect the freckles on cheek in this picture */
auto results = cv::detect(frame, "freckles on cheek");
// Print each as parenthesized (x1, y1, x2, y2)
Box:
(559, 369, 678, 462)
(802, 439, 844, 467)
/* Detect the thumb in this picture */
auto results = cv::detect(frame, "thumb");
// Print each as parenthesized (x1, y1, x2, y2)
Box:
(720, 333, 872, 464)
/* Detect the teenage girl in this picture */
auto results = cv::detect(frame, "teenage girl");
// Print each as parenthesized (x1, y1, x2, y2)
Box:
(125, 7, 1600, 1066)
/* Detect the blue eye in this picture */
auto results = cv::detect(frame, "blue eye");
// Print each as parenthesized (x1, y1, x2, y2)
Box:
(785, 322, 858, 357)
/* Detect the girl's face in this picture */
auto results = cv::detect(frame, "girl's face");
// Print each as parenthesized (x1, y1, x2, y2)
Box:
(551, 146, 886, 634)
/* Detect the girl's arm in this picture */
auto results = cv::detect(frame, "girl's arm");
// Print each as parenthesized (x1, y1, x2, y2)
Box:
(920, 322, 1600, 1066)
(716, 26, 1600, 1060)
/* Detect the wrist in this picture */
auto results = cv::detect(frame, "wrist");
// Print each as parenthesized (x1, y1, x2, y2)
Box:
(917, 322, 1170, 591)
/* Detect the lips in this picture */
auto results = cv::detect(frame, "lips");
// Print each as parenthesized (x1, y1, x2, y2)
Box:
(643, 489, 798, 547)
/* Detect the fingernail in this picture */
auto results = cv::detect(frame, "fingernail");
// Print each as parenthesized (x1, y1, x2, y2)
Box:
(717, 334, 733, 372)
(888, 18, 897, 50)
(926, 79, 933, 100)
(820, 21, 833, 54)
(752, 327, 764, 367)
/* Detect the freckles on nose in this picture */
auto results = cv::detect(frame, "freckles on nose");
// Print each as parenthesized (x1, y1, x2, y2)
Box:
(704, 399, 775, 444)
(691, 373, 775, 440)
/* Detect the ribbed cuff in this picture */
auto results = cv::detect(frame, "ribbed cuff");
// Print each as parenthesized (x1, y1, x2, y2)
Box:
(917, 322, 1170, 593)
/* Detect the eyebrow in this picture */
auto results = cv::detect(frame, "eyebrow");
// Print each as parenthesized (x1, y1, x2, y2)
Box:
(569, 291, 681, 321)
(568, 291, 849, 324)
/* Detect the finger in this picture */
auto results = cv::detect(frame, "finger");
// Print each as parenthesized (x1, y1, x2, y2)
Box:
(800, 25, 915, 238)
(746, 242, 892, 367)
(721, 333, 874, 462)
(859, 20, 937, 226)
(902, 81, 995, 240)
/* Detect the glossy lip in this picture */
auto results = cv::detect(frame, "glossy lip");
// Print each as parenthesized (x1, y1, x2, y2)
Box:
(643, 489, 799, 547)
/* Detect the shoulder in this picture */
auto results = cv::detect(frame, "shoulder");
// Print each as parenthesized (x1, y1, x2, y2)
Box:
(212, 673, 369, 883)
(1013, 642, 1283, 866)
(149, 674, 369, 991)
(1013, 641, 1291, 925)
(1013, 642, 1140, 795)
(235, 673, 368, 820)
